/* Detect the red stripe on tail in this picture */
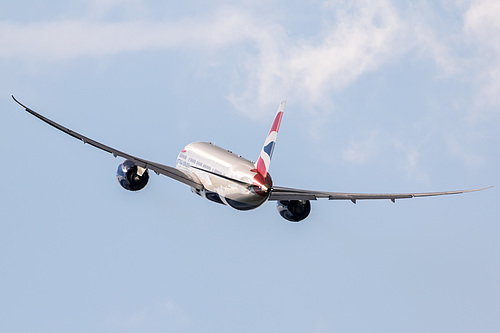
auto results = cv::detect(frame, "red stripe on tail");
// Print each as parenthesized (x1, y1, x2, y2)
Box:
(269, 111, 283, 134)
(256, 157, 267, 177)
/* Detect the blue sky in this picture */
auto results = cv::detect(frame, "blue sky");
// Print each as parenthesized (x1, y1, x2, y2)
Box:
(1, 1, 499, 332)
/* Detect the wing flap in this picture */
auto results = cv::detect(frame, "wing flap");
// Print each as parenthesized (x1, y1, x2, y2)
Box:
(12, 95, 203, 190)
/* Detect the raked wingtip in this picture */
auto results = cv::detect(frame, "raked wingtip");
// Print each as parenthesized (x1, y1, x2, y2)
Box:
(12, 95, 23, 107)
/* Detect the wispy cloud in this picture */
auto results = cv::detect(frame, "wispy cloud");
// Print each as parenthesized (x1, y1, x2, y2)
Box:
(0, 9, 256, 60)
(87, 0, 146, 18)
(229, 0, 408, 115)
(1, 0, 499, 125)
(342, 130, 381, 165)
(341, 131, 432, 182)
(464, 0, 500, 109)
(0, 1, 407, 115)
(392, 139, 430, 184)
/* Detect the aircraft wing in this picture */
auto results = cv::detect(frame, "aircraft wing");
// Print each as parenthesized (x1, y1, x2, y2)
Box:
(269, 185, 492, 203)
(12, 95, 203, 190)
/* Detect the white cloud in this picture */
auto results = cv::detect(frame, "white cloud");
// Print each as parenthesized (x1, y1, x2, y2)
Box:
(410, 17, 459, 75)
(342, 130, 380, 164)
(464, 0, 500, 108)
(229, 0, 408, 115)
(341, 131, 431, 183)
(87, 0, 146, 18)
(0, 9, 255, 61)
(393, 139, 430, 184)
(464, 0, 500, 40)
(2, 0, 499, 120)
(401, 0, 500, 112)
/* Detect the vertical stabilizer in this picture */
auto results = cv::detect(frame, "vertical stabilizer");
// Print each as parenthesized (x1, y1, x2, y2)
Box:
(255, 100, 286, 177)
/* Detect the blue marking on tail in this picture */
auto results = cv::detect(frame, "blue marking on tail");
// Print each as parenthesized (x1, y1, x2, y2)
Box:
(264, 142, 275, 159)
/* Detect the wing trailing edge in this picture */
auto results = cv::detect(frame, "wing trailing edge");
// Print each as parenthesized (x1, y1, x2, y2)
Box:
(269, 185, 493, 203)
(12, 95, 203, 190)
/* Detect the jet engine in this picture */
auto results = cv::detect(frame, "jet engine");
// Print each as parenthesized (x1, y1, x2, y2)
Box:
(277, 200, 311, 222)
(116, 160, 149, 191)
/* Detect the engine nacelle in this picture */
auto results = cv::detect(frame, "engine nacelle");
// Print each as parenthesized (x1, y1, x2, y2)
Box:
(277, 200, 311, 222)
(116, 160, 149, 191)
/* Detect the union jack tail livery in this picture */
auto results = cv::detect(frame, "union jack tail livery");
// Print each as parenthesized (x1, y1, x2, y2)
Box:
(256, 100, 286, 177)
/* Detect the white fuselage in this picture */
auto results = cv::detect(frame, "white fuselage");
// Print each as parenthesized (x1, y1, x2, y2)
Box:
(176, 142, 273, 210)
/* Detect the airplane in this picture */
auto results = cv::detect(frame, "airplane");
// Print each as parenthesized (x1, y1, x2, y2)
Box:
(12, 95, 492, 222)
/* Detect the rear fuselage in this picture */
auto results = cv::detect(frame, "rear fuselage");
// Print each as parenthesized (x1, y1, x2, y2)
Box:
(176, 142, 273, 210)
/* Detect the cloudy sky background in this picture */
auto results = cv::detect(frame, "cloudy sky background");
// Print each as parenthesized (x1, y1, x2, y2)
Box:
(1, 0, 499, 332)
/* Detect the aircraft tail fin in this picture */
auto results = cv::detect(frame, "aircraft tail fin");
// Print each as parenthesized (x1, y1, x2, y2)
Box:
(255, 100, 286, 177)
